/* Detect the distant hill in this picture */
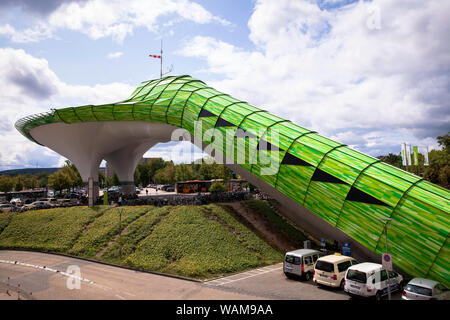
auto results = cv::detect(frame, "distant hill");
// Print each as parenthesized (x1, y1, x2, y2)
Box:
(0, 168, 60, 175)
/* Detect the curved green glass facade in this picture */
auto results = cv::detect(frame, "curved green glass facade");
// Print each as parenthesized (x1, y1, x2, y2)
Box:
(15, 75, 450, 286)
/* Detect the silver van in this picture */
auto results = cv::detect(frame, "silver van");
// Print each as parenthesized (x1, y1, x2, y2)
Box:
(283, 249, 322, 280)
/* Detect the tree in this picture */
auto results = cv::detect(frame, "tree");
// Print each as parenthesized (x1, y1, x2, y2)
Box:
(209, 181, 227, 194)
(48, 171, 71, 195)
(134, 158, 166, 186)
(23, 175, 38, 189)
(154, 163, 176, 184)
(175, 164, 195, 182)
(112, 173, 120, 187)
(423, 132, 450, 189)
(378, 153, 402, 168)
(0, 175, 14, 193)
(437, 133, 450, 153)
(98, 170, 105, 188)
(63, 160, 83, 190)
(14, 176, 24, 191)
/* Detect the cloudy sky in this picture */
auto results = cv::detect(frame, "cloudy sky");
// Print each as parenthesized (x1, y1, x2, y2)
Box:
(0, 0, 448, 171)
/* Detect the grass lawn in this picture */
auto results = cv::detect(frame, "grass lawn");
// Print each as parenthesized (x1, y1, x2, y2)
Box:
(0, 206, 108, 252)
(0, 202, 286, 279)
(126, 204, 282, 279)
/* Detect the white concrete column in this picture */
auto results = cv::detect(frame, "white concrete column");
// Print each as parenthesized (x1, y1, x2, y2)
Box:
(104, 140, 158, 195)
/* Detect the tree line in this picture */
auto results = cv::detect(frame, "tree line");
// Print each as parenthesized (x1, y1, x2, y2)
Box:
(133, 157, 235, 186)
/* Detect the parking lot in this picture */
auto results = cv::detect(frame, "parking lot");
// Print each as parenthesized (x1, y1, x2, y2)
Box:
(203, 263, 403, 300)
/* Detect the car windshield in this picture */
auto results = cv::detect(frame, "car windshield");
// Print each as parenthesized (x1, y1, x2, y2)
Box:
(346, 269, 367, 283)
(315, 260, 334, 272)
(406, 284, 432, 296)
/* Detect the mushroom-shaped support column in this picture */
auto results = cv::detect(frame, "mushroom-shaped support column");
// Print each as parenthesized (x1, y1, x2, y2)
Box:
(104, 140, 158, 195)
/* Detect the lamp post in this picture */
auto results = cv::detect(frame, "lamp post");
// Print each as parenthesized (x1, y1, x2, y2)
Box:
(379, 217, 392, 300)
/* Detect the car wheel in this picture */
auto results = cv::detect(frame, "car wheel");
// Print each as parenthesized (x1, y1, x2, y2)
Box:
(398, 281, 404, 293)
(375, 291, 382, 301)
(340, 279, 345, 290)
(304, 272, 311, 281)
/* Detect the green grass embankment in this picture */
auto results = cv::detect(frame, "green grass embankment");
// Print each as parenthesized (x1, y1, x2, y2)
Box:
(125, 204, 282, 278)
(0, 202, 291, 279)
(0, 206, 108, 252)
(69, 206, 151, 258)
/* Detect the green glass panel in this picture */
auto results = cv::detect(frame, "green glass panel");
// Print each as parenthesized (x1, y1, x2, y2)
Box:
(365, 165, 414, 192)
(327, 149, 370, 172)
(426, 237, 450, 288)
(304, 182, 351, 226)
(376, 196, 447, 279)
(151, 105, 168, 123)
(74, 105, 95, 122)
(353, 174, 403, 208)
(92, 105, 114, 121)
(288, 139, 327, 167)
(416, 180, 450, 201)
(308, 134, 342, 148)
(276, 165, 315, 204)
(132, 103, 151, 121)
(373, 162, 421, 184)
(407, 185, 450, 218)
(318, 154, 360, 185)
(57, 108, 81, 123)
(113, 104, 134, 121)
(340, 147, 379, 164)
(337, 200, 392, 250)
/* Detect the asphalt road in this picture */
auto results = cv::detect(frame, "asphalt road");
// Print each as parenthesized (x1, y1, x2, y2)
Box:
(0, 250, 402, 300)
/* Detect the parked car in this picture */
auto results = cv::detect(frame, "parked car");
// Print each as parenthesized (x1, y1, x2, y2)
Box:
(10, 198, 23, 206)
(165, 186, 175, 192)
(313, 254, 358, 289)
(22, 201, 50, 210)
(402, 278, 450, 300)
(0, 203, 15, 213)
(57, 199, 73, 207)
(283, 249, 322, 280)
(39, 198, 59, 207)
(344, 262, 403, 300)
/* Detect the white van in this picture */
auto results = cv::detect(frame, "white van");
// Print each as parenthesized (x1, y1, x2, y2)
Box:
(344, 262, 403, 300)
(313, 254, 357, 289)
(283, 249, 322, 280)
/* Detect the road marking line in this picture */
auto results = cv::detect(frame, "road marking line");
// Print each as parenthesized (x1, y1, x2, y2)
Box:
(205, 266, 283, 286)
(115, 294, 126, 300)
(0, 259, 95, 285)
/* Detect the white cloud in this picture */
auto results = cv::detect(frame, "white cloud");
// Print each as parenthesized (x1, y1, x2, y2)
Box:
(0, 48, 134, 170)
(0, 23, 53, 43)
(107, 51, 123, 59)
(180, 0, 450, 156)
(0, 0, 231, 43)
(144, 141, 204, 164)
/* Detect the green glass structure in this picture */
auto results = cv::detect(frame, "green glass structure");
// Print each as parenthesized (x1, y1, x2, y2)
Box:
(15, 75, 450, 286)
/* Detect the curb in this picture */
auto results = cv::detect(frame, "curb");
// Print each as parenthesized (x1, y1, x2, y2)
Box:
(0, 248, 201, 283)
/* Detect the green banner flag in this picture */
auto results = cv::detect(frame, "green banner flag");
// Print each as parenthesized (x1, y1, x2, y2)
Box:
(413, 146, 418, 166)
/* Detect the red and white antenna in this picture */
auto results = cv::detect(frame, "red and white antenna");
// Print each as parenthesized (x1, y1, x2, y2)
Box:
(149, 39, 173, 78)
